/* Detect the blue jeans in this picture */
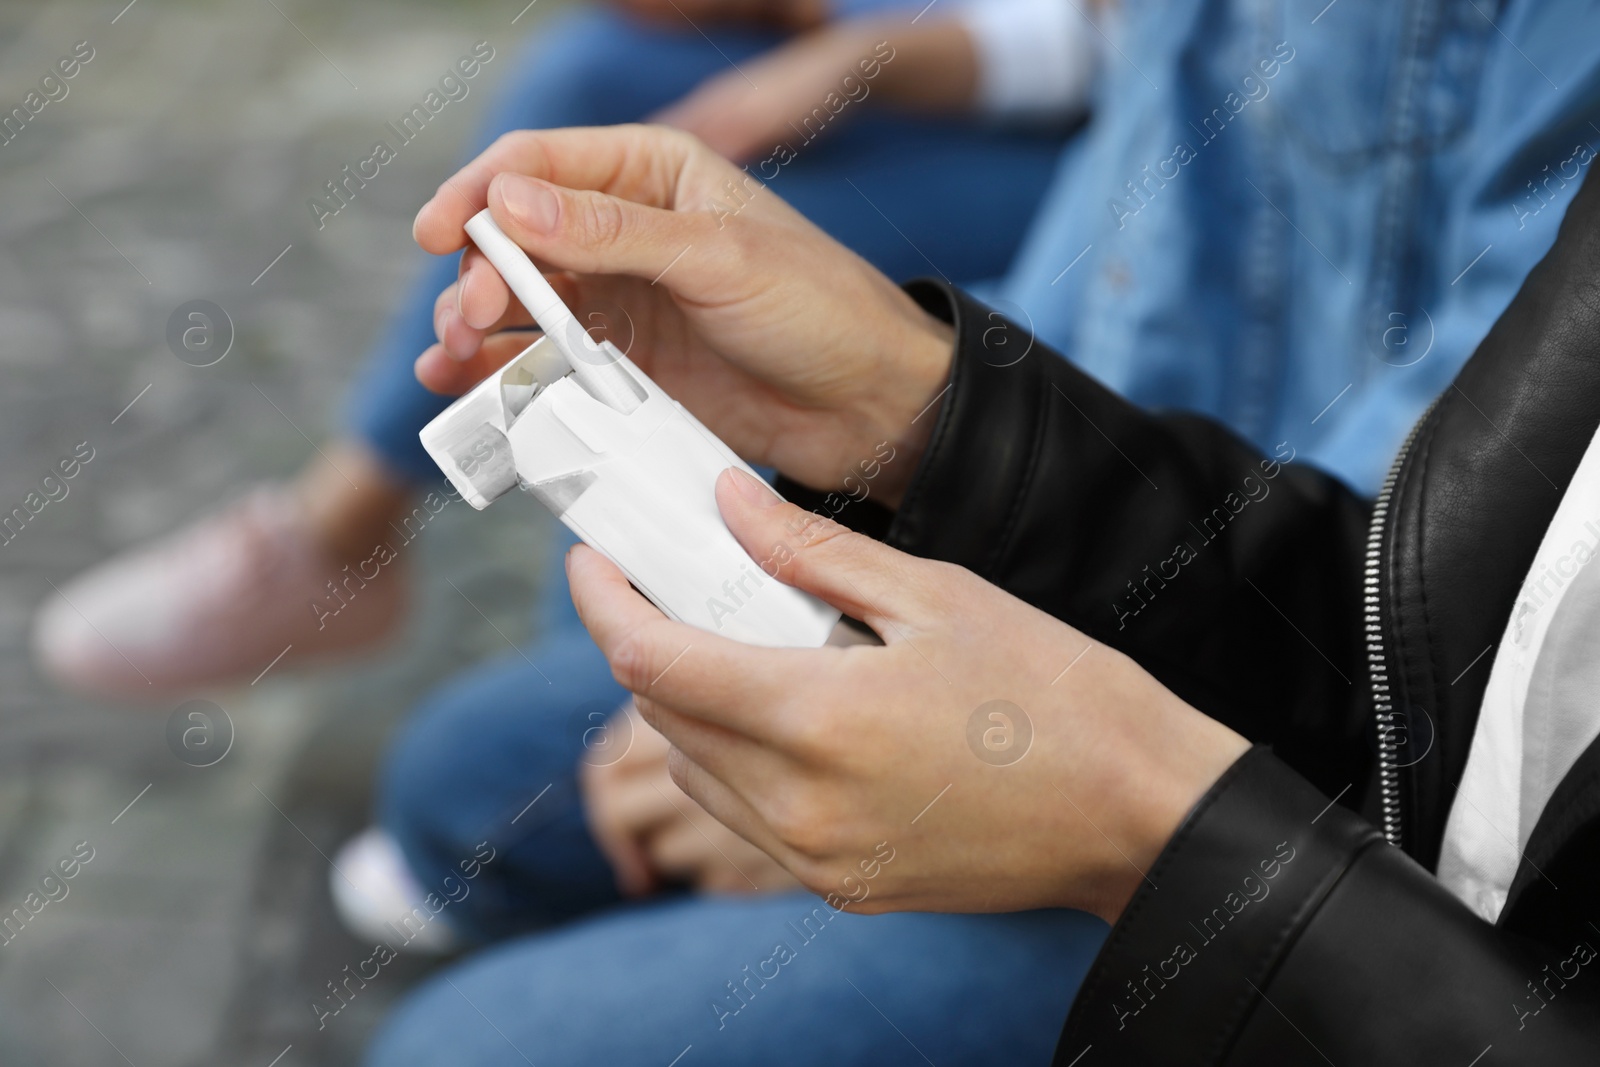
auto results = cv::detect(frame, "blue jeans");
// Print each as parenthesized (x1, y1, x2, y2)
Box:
(345, 5, 1070, 483)
(366, 894, 1099, 1065)
(369, 612, 1106, 1065)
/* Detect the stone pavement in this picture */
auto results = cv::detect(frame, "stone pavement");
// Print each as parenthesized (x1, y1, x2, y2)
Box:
(0, 1, 572, 1063)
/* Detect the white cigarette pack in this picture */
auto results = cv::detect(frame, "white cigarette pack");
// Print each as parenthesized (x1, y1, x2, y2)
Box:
(420, 211, 840, 648)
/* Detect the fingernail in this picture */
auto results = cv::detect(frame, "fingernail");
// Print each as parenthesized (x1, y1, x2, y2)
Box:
(729, 467, 779, 508)
(413, 193, 435, 235)
(456, 271, 471, 318)
(438, 310, 473, 362)
(499, 173, 560, 233)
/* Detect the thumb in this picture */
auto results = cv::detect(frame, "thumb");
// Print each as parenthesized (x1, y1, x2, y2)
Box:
(487, 171, 722, 300)
(715, 467, 929, 636)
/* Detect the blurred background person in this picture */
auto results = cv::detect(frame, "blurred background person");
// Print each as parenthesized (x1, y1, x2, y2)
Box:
(30, 0, 1084, 697)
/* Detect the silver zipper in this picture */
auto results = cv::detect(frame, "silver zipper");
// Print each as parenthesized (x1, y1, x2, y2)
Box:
(1363, 398, 1438, 849)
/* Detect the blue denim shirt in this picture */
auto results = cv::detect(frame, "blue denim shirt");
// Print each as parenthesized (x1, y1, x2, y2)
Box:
(999, 0, 1600, 495)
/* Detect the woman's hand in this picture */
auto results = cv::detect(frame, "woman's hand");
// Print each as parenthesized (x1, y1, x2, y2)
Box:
(412, 124, 952, 505)
(581, 703, 799, 897)
(567, 467, 1251, 923)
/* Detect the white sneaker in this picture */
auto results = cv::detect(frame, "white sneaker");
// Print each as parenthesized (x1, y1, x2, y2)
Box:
(330, 828, 460, 955)
(31, 487, 406, 699)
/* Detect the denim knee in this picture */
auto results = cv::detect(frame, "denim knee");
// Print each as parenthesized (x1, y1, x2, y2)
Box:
(376, 633, 627, 929)
(378, 652, 590, 873)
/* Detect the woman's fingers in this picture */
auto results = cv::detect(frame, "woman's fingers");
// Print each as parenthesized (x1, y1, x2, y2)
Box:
(433, 264, 534, 359)
(414, 333, 535, 396)
(455, 246, 511, 331)
(643, 806, 794, 893)
(565, 545, 803, 740)
(658, 745, 804, 876)
(714, 467, 931, 635)
(422, 269, 613, 395)
(589, 770, 681, 881)
(641, 816, 710, 880)
(454, 242, 574, 334)
(579, 706, 675, 897)
(414, 127, 759, 317)
(413, 125, 702, 254)
(639, 697, 810, 810)
(483, 172, 731, 303)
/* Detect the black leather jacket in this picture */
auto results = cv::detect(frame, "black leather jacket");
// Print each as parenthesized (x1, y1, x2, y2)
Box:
(788, 168, 1600, 1064)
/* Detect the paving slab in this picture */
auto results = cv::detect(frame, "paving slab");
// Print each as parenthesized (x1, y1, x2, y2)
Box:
(0, 1, 571, 1063)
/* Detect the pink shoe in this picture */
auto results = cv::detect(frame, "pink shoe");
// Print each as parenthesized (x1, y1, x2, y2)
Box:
(32, 487, 407, 699)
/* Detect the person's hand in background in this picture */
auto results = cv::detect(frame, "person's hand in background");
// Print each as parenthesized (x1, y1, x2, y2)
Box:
(612, 0, 828, 31)
(581, 703, 799, 896)
(568, 468, 1252, 924)
(412, 124, 953, 504)
(653, 18, 978, 164)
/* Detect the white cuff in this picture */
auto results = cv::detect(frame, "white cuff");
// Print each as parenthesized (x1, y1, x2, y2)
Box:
(955, 0, 1097, 121)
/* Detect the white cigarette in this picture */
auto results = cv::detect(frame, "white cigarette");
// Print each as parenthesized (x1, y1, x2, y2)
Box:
(464, 208, 641, 415)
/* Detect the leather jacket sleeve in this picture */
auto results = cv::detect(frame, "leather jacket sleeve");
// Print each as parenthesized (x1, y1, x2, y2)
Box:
(787, 280, 1375, 800)
(773, 259, 1600, 1061)
(1054, 745, 1600, 1065)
